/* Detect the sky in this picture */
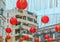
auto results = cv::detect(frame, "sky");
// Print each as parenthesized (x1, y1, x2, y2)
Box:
(6, 0, 60, 28)
(6, 0, 16, 9)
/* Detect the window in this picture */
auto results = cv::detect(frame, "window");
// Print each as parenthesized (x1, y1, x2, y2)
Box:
(34, 19, 37, 23)
(50, 0, 52, 8)
(7, 19, 9, 23)
(0, 20, 1, 26)
(7, 13, 9, 17)
(56, 0, 58, 7)
(23, 23, 28, 26)
(17, 22, 21, 25)
(18, 9, 23, 13)
(0, 8, 4, 15)
(28, 23, 36, 27)
(50, 0, 58, 8)
(15, 36, 20, 41)
(18, 9, 20, 12)
(35, 16, 37, 18)
(15, 29, 20, 34)
(28, 17, 33, 22)
(15, 15, 22, 19)
(27, 11, 33, 15)
(23, 16, 26, 20)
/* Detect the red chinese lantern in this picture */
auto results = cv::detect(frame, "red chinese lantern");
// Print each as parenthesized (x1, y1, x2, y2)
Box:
(24, 35, 29, 40)
(30, 27, 36, 33)
(10, 17, 18, 25)
(6, 35, 11, 39)
(0, 36, 2, 38)
(55, 25, 60, 32)
(48, 38, 53, 42)
(45, 34, 50, 39)
(6, 27, 12, 33)
(35, 38, 39, 42)
(41, 16, 49, 24)
(16, 0, 28, 10)
(19, 37, 23, 41)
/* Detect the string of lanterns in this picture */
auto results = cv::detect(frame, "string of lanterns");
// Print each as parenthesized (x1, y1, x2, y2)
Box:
(44, 34, 53, 42)
(5, 17, 18, 40)
(5, 27, 12, 40)
(16, 0, 39, 42)
(44, 34, 50, 40)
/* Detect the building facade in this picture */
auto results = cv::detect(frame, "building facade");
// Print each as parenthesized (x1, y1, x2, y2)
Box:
(6, 8, 38, 42)
(35, 23, 60, 42)
(0, 0, 6, 42)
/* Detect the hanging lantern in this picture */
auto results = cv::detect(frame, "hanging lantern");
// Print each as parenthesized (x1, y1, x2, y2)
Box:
(41, 16, 49, 24)
(24, 35, 29, 40)
(0, 36, 2, 38)
(30, 27, 36, 33)
(5, 27, 12, 33)
(10, 17, 18, 25)
(6, 35, 11, 39)
(19, 37, 23, 41)
(55, 25, 60, 32)
(16, 0, 28, 10)
(35, 38, 39, 42)
(48, 38, 53, 42)
(45, 34, 50, 39)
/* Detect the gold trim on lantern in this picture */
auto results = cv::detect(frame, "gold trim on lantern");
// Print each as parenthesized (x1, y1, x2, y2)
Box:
(20, 0, 25, 3)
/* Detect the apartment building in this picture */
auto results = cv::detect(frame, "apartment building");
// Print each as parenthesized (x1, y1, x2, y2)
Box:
(0, 0, 6, 42)
(6, 8, 38, 42)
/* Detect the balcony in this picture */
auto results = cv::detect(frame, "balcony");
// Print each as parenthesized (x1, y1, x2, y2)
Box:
(17, 18, 38, 26)
(27, 11, 33, 15)
(15, 29, 20, 36)
(21, 33, 33, 38)
(15, 14, 22, 19)
(15, 33, 19, 36)
(15, 25, 21, 29)
(21, 25, 30, 30)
